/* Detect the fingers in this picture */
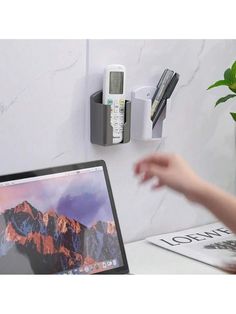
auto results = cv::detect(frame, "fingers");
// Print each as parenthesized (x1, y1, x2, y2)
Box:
(139, 153, 171, 166)
(138, 164, 165, 184)
(151, 182, 164, 190)
(134, 153, 171, 175)
(140, 170, 154, 183)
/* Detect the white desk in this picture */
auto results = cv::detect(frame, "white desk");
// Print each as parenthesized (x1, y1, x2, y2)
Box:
(125, 240, 225, 274)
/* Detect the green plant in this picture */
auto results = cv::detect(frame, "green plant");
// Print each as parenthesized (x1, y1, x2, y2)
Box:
(207, 60, 236, 121)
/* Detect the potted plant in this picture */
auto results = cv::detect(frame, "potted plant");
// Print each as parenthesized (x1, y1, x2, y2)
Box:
(208, 60, 236, 121)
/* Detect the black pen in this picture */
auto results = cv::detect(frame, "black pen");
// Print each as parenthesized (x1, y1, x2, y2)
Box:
(152, 73, 179, 129)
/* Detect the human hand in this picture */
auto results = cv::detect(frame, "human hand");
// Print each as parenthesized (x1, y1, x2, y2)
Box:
(134, 153, 203, 201)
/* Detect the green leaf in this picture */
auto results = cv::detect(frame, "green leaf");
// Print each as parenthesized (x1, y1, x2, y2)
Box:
(230, 112, 236, 121)
(231, 60, 236, 78)
(207, 80, 229, 90)
(229, 83, 236, 93)
(224, 68, 233, 84)
(215, 94, 236, 107)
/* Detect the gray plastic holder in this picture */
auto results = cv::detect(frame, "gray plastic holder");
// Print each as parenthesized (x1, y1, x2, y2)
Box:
(90, 90, 131, 146)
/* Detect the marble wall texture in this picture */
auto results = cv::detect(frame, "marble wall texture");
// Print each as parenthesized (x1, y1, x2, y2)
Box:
(0, 39, 236, 243)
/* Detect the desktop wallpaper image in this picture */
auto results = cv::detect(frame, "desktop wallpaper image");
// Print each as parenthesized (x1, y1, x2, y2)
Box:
(0, 169, 122, 274)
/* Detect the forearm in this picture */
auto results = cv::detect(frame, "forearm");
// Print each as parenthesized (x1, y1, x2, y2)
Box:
(189, 180, 236, 234)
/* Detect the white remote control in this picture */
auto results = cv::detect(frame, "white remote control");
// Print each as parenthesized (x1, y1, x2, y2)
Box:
(103, 64, 126, 144)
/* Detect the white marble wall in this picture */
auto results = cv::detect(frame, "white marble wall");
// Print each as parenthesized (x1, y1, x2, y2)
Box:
(0, 39, 236, 243)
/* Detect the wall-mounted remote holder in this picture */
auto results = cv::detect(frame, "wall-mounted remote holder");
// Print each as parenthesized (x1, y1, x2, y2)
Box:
(90, 90, 131, 146)
(131, 86, 170, 141)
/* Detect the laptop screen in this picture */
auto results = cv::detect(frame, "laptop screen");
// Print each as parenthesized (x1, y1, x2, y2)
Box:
(0, 164, 126, 274)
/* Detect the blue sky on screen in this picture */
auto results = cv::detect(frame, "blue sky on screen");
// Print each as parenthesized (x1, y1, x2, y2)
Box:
(0, 169, 113, 227)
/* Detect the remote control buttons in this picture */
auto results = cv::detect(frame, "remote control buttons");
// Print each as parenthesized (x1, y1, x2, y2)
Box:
(119, 99, 125, 105)
(110, 99, 125, 143)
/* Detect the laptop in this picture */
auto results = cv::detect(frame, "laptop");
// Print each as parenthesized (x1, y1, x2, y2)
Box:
(0, 160, 129, 274)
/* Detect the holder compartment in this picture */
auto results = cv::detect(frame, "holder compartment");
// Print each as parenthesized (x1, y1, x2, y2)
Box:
(90, 90, 131, 146)
(131, 86, 170, 141)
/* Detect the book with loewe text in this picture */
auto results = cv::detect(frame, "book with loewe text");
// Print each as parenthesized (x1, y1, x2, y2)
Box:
(147, 222, 236, 273)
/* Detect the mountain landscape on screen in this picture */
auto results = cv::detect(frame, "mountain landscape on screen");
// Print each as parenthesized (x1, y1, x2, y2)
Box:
(0, 201, 121, 274)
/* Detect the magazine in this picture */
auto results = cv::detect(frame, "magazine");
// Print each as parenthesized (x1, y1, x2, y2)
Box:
(147, 222, 236, 273)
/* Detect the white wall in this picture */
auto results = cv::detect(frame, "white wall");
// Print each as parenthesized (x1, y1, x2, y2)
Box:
(0, 39, 236, 243)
